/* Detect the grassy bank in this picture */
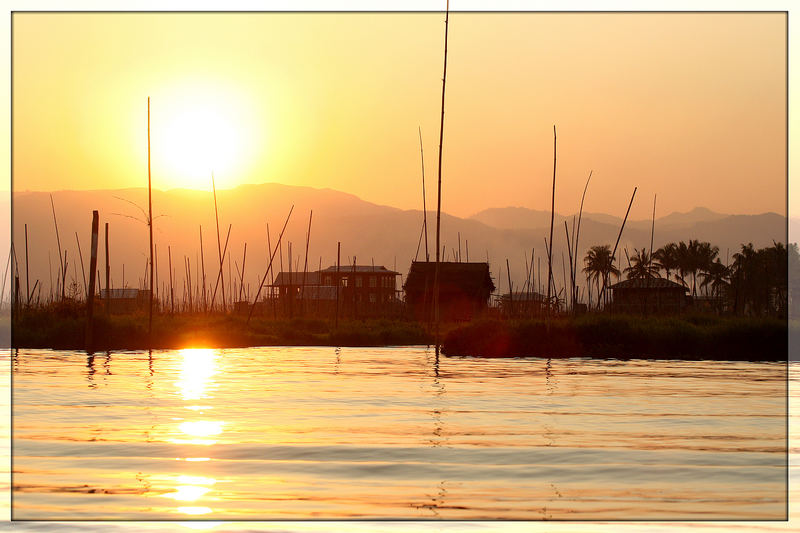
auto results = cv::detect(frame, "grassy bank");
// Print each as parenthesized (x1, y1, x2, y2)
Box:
(11, 301, 432, 350)
(443, 314, 790, 361)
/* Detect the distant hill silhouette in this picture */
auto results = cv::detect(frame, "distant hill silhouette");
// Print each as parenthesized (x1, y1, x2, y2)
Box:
(10, 183, 787, 303)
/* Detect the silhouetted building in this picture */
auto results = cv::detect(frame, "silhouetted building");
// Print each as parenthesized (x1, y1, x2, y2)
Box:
(404, 261, 495, 322)
(268, 265, 400, 318)
(609, 278, 689, 314)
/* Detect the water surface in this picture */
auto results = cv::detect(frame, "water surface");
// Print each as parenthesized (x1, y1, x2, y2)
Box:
(10, 347, 787, 520)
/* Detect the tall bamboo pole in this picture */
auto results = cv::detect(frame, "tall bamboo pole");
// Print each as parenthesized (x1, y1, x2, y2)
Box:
(546, 125, 557, 318)
(147, 97, 154, 339)
(335, 242, 341, 328)
(598, 187, 637, 306)
(248, 205, 294, 323)
(50, 194, 64, 301)
(418, 126, 429, 261)
(24, 224, 30, 305)
(104, 223, 110, 313)
(433, 0, 450, 344)
(200, 225, 207, 312)
(573, 170, 592, 309)
(168, 246, 174, 314)
(75, 232, 87, 299)
(301, 210, 313, 315)
(212, 173, 225, 311)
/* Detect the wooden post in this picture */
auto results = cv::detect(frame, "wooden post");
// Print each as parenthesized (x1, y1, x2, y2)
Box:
(86, 211, 99, 352)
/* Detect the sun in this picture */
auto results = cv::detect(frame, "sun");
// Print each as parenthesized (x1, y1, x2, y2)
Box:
(150, 82, 259, 190)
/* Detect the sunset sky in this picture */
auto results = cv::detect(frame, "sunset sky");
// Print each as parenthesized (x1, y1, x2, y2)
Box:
(11, 11, 787, 220)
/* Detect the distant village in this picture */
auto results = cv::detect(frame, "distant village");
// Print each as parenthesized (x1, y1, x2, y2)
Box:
(31, 238, 794, 322)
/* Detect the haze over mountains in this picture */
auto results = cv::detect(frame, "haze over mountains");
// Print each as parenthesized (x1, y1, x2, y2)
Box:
(10, 183, 787, 302)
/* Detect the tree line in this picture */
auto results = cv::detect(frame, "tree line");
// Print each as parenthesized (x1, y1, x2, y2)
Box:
(581, 240, 798, 317)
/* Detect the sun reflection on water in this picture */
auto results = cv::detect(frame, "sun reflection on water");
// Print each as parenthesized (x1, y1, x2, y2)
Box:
(168, 348, 226, 515)
(176, 348, 218, 401)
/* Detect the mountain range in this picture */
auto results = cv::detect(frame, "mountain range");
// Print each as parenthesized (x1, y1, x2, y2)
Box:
(8, 183, 788, 302)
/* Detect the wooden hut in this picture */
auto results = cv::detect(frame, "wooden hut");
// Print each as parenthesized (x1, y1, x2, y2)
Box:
(609, 278, 689, 314)
(404, 261, 495, 322)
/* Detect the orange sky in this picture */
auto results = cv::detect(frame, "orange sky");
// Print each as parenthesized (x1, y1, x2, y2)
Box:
(12, 12, 786, 219)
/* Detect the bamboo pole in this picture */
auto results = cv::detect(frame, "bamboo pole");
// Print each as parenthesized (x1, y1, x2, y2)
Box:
(200, 226, 207, 312)
(147, 97, 154, 340)
(237, 243, 247, 303)
(50, 194, 64, 301)
(335, 242, 341, 328)
(212, 173, 226, 311)
(248, 205, 294, 323)
(433, 0, 450, 346)
(105, 223, 110, 313)
(418, 126, 429, 261)
(75, 232, 87, 299)
(574, 171, 592, 308)
(24, 224, 30, 305)
(267, 224, 276, 319)
(210, 224, 232, 312)
(168, 246, 174, 314)
(506, 258, 513, 317)
(598, 187, 637, 306)
(301, 210, 313, 316)
(546, 125, 557, 318)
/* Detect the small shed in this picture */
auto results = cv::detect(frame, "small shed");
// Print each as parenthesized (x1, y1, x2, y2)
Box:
(404, 261, 495, 322)
(609, 278, 689, 314)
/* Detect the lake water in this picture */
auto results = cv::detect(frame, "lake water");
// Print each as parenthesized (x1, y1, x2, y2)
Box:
(8, 346, 789, 522)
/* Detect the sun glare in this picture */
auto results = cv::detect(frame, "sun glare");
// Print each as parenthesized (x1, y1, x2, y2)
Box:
(151, 83, 259, 190)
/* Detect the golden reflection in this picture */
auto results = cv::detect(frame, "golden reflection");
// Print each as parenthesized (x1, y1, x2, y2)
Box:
(165, 485, 211, 502)
(176, 348, 218, 401)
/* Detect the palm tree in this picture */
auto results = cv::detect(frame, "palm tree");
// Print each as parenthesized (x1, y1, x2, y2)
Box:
(624, 248, 661, 280)
(699, 258, 730, 301)
(694, 241, 720, 296)
(583, 244, 620, 309)
(653, 242, 678, 281)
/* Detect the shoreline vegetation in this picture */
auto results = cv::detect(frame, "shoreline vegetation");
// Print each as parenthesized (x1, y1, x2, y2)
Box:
(5, 303, 790, 361)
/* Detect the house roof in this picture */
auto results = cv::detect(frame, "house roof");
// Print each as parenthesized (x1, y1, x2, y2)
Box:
(610, 278, 688, 291)
(404, 261, 496, 293)
(319, 265, 399, 275)
(272, 272, 322, 286)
